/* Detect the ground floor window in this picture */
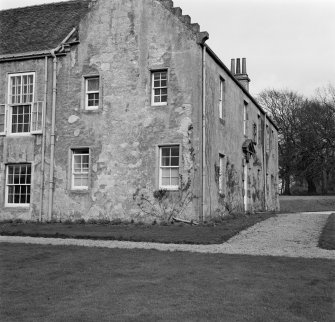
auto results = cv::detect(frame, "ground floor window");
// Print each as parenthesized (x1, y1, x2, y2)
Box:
(6, 164, 31, 206)
(72, 148, 90, 190)
(159, 145, 179, 190)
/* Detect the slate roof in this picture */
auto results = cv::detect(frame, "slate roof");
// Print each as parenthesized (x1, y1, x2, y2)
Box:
(0, 0, 92, 56)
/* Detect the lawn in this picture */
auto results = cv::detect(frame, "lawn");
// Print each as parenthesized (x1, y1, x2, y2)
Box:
(319, 213, 335, 250)
(279, 195, 335, 213)
(0, 243, 334, 322)
(0, 212, 276, 244)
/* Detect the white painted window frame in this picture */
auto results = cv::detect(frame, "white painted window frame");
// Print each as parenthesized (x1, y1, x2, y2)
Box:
(219, 154, 225, 194)
(219, 78, 224, 119)
(159, 145, 180, 190)
(71, 148, 90, 190)
(5, 163, 32, 208)
(5, 72, 43, 136)
(151, 70, 168, 106)
(0, 104, 6, 135)
(85, 76, 100, 110)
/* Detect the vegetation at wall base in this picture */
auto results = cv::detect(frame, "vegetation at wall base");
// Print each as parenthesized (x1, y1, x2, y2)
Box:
(318, 213, 335, 250)
(0, 244, 334, 322)
(0, 212, 276, 245)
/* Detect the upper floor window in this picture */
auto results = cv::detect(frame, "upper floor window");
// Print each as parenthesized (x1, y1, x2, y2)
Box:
(85, 77, 100, 110)
(152, 70, 168, 106)
(71, 148, 90, 190)
(2, 72, 43, 136)
(219, 78, 225, 119)
(9, 73, 34, 104)
(159, 145, 179, 190)
(243, 101, 248, 136)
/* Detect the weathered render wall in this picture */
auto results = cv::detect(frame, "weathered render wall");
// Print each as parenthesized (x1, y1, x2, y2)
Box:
(0, 58, 53, 220)
(202, 52, 279, 218)
(0, 0, 278, 222)
(51, 0, 204, 221)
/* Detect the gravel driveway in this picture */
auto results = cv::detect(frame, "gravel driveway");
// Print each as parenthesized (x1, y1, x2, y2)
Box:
(1, 211, 334, 259)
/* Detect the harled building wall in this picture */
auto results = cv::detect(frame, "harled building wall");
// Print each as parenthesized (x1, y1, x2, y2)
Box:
(50, 0, 204, 221)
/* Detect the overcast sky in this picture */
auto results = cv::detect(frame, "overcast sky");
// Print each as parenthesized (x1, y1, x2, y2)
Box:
(1, 0, 334, 98)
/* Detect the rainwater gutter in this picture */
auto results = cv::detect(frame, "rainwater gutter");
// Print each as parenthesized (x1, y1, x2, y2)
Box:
(39, 56, 48, 222)
(200, 45, 207, 222)
(263, 114, 267, 210)
(47, 28, 77, 221)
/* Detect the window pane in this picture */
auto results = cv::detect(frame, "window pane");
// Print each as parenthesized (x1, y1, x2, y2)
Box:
(171, 157, 179, 166)
(161, 169, 170, 179)
(161, 148, 170, 157)
(171, 177, 179, 186)
(161, 95, 167, 102)
(162, 177, 170, 186)
(161, 157, 170, 166)
(171, 168, 179, 179)
(171, 147, 179, 157)
(87, 78, 99, 91)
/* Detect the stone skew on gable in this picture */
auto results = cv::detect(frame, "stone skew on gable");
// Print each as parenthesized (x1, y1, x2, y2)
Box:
(158, 0, 209, 44)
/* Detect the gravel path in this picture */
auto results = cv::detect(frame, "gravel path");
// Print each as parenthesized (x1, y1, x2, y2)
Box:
(1, 212, 334, 259)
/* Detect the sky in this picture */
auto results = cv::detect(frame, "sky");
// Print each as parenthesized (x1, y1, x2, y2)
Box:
(1, 0, 334, 98)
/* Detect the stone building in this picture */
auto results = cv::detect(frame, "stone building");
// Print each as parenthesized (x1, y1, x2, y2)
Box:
(0, 0, 279, 222)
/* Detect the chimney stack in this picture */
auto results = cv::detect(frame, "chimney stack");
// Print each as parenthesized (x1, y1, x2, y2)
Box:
(230, 57, 250, 92)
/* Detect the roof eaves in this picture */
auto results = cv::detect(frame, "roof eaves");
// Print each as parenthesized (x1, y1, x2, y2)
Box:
(204, 44, 278, 131)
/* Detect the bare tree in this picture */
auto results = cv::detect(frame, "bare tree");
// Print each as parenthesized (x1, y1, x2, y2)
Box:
(257, 89, 305, 195)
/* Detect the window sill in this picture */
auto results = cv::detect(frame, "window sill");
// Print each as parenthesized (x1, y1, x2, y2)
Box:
(4, 206, 30, 211)
(82, 109, 101, 114)
(152, 103, 168, 107)
(69, 189, 90, 195)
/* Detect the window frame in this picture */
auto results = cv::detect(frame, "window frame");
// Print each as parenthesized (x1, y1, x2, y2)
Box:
(5, 163, 32, 208)
(8, 72, 35, 105)
(219, 154, 225, 194)
(71, 148, 90, 191)
(151, 70, 168, 106)
(243, 101, 248, 137)
(5, 72, 43, 136)
(84, 76, 100, 111)
(159, 145, 180, 190)
(219, 77, 225, 119)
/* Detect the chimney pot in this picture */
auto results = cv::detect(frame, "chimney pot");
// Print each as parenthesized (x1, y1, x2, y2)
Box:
(236, 58, 241, 74)
(242, 58, 247, 74)
(231, 59, 236, 74)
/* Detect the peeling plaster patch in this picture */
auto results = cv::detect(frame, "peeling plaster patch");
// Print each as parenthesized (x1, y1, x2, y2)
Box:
(130, 150, 140, 157)
(92, 164, 98, 172)
(101, 63, 110, 71)
(143, 117, 153, 127)
(177, 117, 192, 135)
(132, 141, 140, 148)
(85, 205, 104, 220)
(129, 159, 142, 169)
(74, 129, 80, 137)
(68, 115, 80, 124)
(120, 143, 128, 149)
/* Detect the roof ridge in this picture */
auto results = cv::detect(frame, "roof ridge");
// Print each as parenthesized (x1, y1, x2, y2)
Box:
(0, 0, 91, 13)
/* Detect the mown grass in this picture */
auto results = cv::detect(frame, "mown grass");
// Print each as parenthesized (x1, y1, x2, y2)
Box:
(279, 195, 335, 213)
(0, 243, 334, 322)
(319, 213, 335, 250)
(0, 212, 276, 245)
